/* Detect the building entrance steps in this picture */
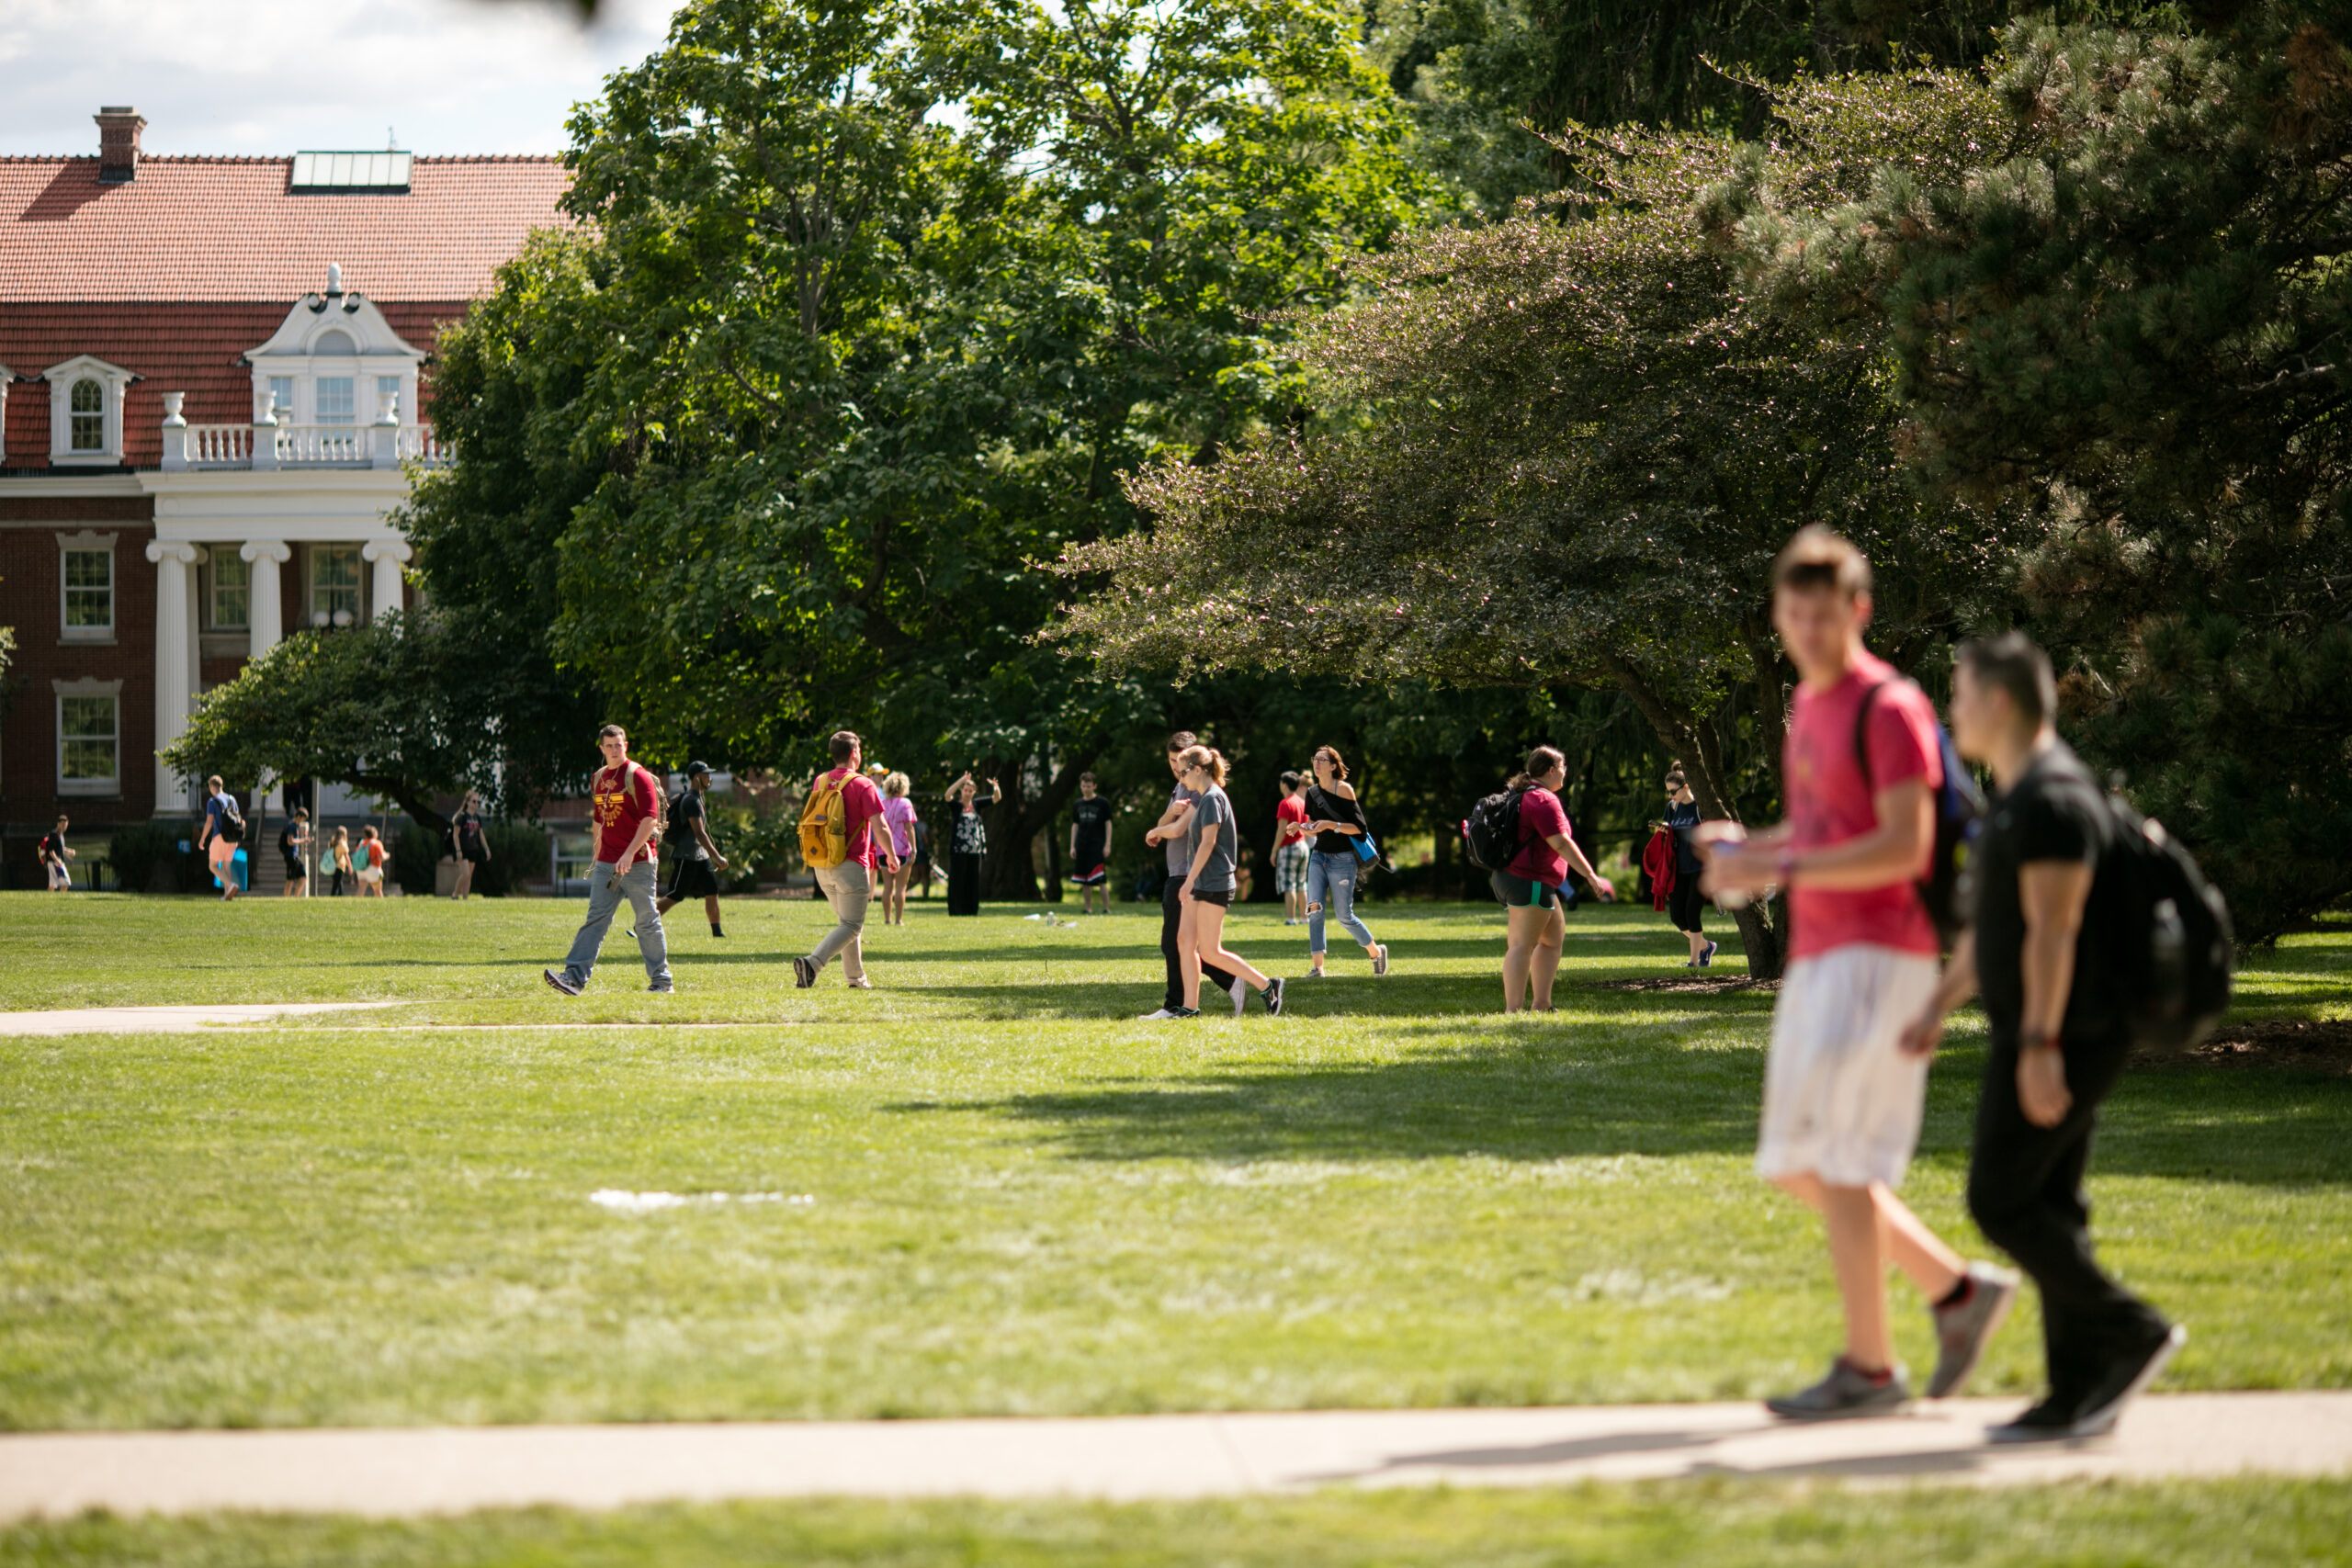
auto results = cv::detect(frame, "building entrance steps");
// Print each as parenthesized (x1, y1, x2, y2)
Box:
(3, 1393, 2348, 1519)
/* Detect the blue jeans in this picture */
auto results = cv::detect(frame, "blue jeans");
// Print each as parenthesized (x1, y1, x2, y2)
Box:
(561, 859, 672, 989)
(1306, 851, 1375, 956)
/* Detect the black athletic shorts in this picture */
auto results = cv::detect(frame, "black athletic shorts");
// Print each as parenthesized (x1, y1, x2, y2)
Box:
(1072, 863, 1108, 886)
(1188, 886, 1234, 907)
(1490, 869, 1562, 910)
(1668, 877, 1705, 933)
(666, 856, 721, 901)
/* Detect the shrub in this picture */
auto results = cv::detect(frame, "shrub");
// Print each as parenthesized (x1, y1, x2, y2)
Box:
(391, 823, 438, 896)
(108, 820, 206, 894)
(469, 820, 549, 897)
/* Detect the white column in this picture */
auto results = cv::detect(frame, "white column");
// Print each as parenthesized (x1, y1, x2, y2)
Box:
(240, 540, 290, 660)
(362, 538, 412, 624)
(146, 540, 199, 815)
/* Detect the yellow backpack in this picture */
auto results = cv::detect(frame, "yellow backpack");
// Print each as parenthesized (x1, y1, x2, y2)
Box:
(798, 770, 850, 870)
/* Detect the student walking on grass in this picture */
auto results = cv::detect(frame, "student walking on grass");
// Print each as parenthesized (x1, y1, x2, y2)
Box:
(944, 773, 999, 918)
(278, 808, 311, 897)
(1901, 632, 2184, 1442)
(794, 732, 899, 990)
(328, 827, 353, 897)
(1299, 747, 1390, 979)
(1662, 768, 1716, 967)
(1172, 746, 1285, 1018)
(1491, 745, 1618, 1012)
(656, 761, 730, 940)
(197, 774, 243, 900)
(1701, 527, 2017, 1420)
(544, 725, 673, 996)
(879, 773, 919, 927)
(1141, 731, 1247, 1019)
(448, 793, 491, 899)
(38, 815, 74, 891)
(1273, 772, 1311, 925)
(1069, 772, 1115, 915)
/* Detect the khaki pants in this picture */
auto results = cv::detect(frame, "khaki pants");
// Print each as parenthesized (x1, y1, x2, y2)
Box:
(810, 862, 872, 980)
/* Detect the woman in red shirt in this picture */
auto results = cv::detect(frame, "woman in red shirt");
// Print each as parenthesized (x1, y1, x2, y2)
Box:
(1491, 745, 1616, 1012)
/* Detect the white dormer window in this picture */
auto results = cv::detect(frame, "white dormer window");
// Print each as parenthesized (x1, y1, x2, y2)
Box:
(43, 355, 134, 464)
(245, 274, 425, 433)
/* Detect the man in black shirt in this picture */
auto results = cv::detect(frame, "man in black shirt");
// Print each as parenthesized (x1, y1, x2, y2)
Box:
(656, 761, 731, 938)
(448, 793, 492, 900)
(38, 815, 74, 892)
(1069, 772, 1114, 915)
(278, 808, 311, 897)
(1901, 633, 2180, 1442)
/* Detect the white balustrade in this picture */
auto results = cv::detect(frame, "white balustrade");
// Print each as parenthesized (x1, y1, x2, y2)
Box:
(160, 418, 445, 468)
(187, 424, 252, 466)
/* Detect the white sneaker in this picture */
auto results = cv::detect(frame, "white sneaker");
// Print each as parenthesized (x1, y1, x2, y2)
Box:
(1136, 1008, 1179, 1021)
(1228, 977, 1249, 1018)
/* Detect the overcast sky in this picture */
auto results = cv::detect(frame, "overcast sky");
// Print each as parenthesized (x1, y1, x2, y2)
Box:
(0, 0, 689, 158)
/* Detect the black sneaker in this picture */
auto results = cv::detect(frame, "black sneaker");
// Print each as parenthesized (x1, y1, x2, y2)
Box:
(1372, 943, 1390, 976)
(1261, 976, 1285, 1016)
(1987, 1395, 2082, 1444)
(2070, 1324, 2186, 1438)
(1928, 1262, 2020, 1397)
(792, 955, 818, 989)
(543, 968, 582, 997)
(647, 984, 674, 995)
(1170, 1007, 1202, 1019)
(1765, 1358, 1911, 1421)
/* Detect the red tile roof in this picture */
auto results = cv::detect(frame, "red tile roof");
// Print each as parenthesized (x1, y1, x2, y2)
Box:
(0, 156, 570, 301)
(2, 301, 472, 469)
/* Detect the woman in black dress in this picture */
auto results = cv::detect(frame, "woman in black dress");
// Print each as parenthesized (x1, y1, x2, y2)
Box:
(945, 772, 999, 916)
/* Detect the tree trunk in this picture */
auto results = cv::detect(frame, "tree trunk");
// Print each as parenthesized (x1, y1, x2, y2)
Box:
(980, 739, 1104, 899)
(1043, 827, 1063, 902)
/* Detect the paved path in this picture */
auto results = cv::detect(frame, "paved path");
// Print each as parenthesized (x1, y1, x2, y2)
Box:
(6, 1393, 2348, 1519)
(0, 1002, 401, 1035)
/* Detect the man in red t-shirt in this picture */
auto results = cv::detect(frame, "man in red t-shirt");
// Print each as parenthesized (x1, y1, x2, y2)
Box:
(546, 724, 673, 996)
(793, 729, 899, 989)
(1702, 527, 2016, 1421)
(1272, 772, 1311, 924)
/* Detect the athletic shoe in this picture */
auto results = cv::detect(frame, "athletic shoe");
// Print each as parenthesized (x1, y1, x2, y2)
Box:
(2069, 1324, 2187, 1438)
(1136, 1008, 1180, 1020)
(1228, 976, 1249, 1019)
(1986, 1396, 2081, 1444)
(1261, 976, 1285, 1017)
(1928, 1262, 2021, 1397)
(1764, 1358, 1911, 1420)
(1372, 943, 1390, 976)
(647, 985, 674, 995)
(1170, 1007, 1201, 1019)
(543, 969, 582, 997)
(846, 977, 873, 989)
(792, 955, 818, 989)
(1702, 941, 1719, 967)
(1302, 967, 1325, 980)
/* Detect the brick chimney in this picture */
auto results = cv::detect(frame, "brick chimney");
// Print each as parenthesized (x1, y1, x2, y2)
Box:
(96, 107, 145, 184)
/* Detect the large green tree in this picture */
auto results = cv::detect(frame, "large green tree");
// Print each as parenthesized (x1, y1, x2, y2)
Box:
(1058, 69, 2033, 973)
(1714, 4, 2352, 941)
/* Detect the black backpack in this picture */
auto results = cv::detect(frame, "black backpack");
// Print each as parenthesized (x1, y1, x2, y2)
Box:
(1855, 680, 1984, 944)
(1462, 787, 1529, 873)
(216, 795, 245, 844)
(663, 788, 694, 846)
(2101, 798, 2233, 1052)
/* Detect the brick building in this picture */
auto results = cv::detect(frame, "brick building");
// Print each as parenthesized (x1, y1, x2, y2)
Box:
(0, 108, 565, 885)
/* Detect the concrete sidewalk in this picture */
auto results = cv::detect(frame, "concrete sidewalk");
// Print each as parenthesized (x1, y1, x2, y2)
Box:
(0, 1002, 401, 1035)
(6, 1393, 2349, 1519)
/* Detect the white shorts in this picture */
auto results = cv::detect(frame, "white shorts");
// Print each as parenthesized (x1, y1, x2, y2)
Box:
(357, 865, 384, 886)
(46, 863, 70, 891)
(1757, 944, 1940, 1190)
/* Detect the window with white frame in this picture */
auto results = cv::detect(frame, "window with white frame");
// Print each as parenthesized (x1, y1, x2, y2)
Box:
(60, 542, 113, 639)
(209, 551, 250, 631)
(316, 377, 356, 424)
(378, 374, 402, 421)
(269, 376, 293, 420)
(55, 684, 120, 795)
(68, 379, 105, 450)
(311, 545, 362, 626)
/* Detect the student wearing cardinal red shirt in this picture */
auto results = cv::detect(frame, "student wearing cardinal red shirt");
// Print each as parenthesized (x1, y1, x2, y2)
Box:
(1702, 528, 2015, 1421)
(545, 724, 673, 996)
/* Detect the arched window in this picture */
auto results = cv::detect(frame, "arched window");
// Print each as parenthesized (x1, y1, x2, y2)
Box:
(312, 330, 356, 355)
(69, 378, 104, 451)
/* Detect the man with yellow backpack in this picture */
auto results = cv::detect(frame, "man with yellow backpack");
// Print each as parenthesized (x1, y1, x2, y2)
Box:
(792, 730, 899, 989)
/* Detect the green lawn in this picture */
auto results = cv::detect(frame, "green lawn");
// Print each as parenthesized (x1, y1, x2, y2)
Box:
(7, 1480, 2352, 1567)
(1, 893, 2346, 1431)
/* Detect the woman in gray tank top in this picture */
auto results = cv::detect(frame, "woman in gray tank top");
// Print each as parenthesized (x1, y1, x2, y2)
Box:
(1174, 746, 1285, 1017)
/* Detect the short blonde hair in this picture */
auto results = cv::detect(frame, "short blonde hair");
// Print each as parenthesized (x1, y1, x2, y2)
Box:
(884, 771, 910, 798)
(1773, 525, 1872, 601)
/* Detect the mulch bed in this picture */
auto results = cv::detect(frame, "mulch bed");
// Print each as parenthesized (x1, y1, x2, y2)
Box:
(1589, 976, 1782, 995)
(2142, 1018, 2352, 1075)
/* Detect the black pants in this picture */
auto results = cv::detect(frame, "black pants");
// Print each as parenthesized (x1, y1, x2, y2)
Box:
(1967, 1029, 2170, 1408)
(1667, 877, 1704, 934)
(948, 852, 983, 916)
(1163, 877, 1238, 1010)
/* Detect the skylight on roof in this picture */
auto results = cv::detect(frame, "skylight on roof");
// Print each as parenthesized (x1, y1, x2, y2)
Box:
(289, 152, 412, 193)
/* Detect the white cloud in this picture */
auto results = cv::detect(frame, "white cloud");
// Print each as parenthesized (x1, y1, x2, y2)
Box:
(0, 0, 688, 157)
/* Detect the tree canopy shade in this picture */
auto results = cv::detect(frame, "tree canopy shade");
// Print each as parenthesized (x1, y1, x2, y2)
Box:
(400, 0, 1430, 896)
(159, 613, 594, 835)
(1713, 6, 2352, 940)
(1057, 69, 2036, 973)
